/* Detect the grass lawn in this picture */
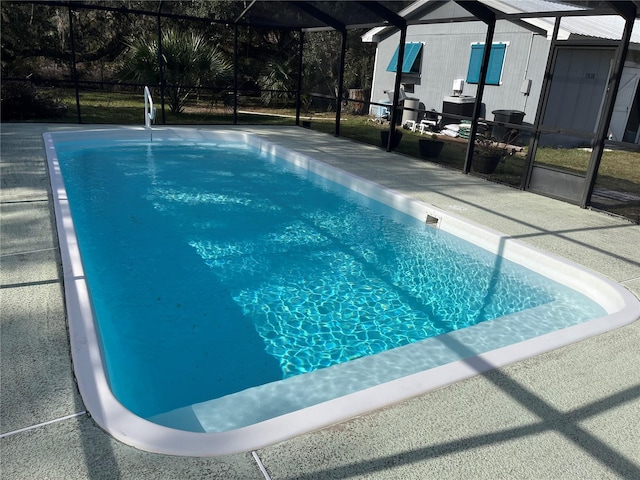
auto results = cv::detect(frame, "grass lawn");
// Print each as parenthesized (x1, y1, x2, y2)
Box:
(535, 147, 640, 193)
(530, 147, 640, 222)
(48, 90, 299, 125)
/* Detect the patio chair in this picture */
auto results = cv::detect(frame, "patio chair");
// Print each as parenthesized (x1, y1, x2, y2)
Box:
(418, 110, 441, 134)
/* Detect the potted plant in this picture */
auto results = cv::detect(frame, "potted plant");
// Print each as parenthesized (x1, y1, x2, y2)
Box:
(418, 134, 445, 159)
(472, 134, 514, 174)
(380, 129, 403, 149)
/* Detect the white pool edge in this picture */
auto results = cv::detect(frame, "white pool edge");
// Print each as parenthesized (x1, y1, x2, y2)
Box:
(44, 127, 640, 457)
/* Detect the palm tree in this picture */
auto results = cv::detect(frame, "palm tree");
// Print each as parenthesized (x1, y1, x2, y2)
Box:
(119, 29, 231, 114)
(257, 58, 297, 108)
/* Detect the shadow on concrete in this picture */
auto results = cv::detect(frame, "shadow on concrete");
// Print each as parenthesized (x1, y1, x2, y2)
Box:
(0, 123, 122, 478)
(281, 378, 640, 480)
(279, 328, 640, 480)
(276, 223, 639, 480)
(417, 184, 640, 270)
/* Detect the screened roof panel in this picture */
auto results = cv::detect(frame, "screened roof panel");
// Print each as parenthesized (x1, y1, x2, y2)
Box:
(310, 1, 413, 27)
(237, 1, 414, 30)
(26, 1, 640, 31)
(237, 3, 324, 29)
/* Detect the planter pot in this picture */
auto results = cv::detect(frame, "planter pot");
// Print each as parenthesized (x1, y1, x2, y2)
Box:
(381, 130, 403, 149)
(472, 153, 501, 174)
(418, 139, 444, 158)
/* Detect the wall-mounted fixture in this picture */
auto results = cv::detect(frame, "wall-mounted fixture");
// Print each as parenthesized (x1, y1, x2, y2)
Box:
(452, 79, 465, 96)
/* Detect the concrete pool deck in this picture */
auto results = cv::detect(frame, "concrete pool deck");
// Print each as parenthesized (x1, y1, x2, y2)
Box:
(1, 123, 639, 478)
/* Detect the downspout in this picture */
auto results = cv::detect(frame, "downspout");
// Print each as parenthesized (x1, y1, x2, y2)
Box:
(581, 8, 635, 208)
(522, 33, 535, 112)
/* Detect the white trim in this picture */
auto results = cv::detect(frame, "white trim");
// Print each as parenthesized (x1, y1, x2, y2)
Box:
(469, 41, 511, 46)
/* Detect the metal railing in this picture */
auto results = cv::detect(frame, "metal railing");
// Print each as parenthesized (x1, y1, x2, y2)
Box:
(144, 86, 155, 128)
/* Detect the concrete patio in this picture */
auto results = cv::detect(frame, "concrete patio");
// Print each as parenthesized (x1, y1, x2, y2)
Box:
(1, 123, 639, 479)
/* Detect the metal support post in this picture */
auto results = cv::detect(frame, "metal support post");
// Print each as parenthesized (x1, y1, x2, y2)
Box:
(581, 10, 635, 207)
(296, 30, 304, 126)
(387, 26, 407, 151)
(67, 3, 81, 123)
(156, 2, 166, 124)
(522, 17, 561, 190)
(335, 29, 347, 137)
(233, 24, 239, 125)
(462, 20, 495, 173)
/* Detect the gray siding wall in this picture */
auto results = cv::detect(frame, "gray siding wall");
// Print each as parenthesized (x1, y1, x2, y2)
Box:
(370, 19, 551, 127)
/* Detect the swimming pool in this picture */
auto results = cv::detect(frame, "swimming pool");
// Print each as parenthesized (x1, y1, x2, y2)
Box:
(45, 127, 640, 456)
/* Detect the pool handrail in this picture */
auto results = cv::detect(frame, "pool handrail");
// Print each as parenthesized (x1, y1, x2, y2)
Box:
(143, 86, 155, 129)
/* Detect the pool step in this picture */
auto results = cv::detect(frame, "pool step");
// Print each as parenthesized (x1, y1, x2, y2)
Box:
(150, 299, 585, 434)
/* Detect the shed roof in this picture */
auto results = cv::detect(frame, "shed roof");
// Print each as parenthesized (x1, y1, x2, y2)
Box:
(487, 0, 640, 41)
(528, 14, 640, 41)
(361, 0, 640, 43)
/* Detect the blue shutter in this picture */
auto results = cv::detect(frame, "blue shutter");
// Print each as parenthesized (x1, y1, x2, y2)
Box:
(387, 47, 400, 73)
(466, 43, 506, 85)
(386, 43, 423, 73)
(487, 43, 506, 84)
(466, 44, 484, 83)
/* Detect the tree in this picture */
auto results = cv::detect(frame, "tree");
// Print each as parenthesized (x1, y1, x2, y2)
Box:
(302, 29, 377, 110)
(257, 57, 297, 108)
(119, 29, 232, 113)
(1, 3, 67, 77)
(1, 2, 149, 80)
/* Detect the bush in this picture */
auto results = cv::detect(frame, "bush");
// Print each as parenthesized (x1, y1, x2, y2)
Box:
(118, 30, 232, 114)
(1, 81, 67, 121)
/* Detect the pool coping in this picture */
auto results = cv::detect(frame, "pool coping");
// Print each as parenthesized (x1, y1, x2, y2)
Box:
(44, 126, 640, 456)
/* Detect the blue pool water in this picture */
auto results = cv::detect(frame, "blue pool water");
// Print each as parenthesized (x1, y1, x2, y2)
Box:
(56, 138, 606, 423)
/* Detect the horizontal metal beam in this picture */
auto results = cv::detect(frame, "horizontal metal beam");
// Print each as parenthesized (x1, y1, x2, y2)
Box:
(607, 0, 637, 21)
(356, 1, 406, 29)
(454, 0, 496, 24)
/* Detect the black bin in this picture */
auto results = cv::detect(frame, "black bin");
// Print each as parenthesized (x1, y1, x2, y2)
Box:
(492, 109, 525, 142)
